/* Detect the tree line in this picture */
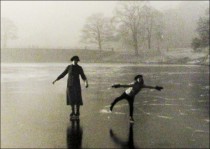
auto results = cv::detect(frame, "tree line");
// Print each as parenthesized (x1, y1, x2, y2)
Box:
(191, 8, 209, 51)
(1, 1, 209, 57)
(80, 1, 209, 56)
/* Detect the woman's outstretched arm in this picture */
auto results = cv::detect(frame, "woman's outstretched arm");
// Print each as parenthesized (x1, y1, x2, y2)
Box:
(52, 66, 69, 84)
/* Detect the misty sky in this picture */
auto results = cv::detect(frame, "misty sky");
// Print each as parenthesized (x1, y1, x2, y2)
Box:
(2, 1, 183, 49)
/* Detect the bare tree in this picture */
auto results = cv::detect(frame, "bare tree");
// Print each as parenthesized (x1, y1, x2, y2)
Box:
(191, 7, 209, 56)
(162, 1, 208, 50)
(80, 13, 114, 51)
(141, 5, 163, 50)
(1, 17, 18, 48)
(196, 8, 209, 48)
(114, 1, 147, 56)
(161, 9, 186, 50)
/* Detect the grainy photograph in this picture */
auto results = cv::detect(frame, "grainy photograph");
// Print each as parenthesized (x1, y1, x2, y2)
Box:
(1, 1, 209, 148)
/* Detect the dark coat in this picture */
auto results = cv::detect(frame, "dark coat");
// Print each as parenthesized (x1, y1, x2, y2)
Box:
(56, 64, 87, 105)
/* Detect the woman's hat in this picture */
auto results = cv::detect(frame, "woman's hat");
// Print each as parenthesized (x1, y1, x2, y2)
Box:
(70, 56, 80, 61)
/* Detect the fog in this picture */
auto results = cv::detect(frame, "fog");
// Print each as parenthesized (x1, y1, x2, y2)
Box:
(1, 1, 183, 49)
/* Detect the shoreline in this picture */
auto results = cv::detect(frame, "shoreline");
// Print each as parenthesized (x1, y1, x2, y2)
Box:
(1, 62, 209, 67)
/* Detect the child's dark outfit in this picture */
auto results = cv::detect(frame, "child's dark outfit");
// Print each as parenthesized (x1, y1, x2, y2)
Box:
(110, 81, 143, 120)
(110, 75, 163, 122)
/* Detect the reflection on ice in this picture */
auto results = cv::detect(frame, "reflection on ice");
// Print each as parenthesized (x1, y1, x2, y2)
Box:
(178, 110, 187, 116)
(114, 112, 126, 115)
(143, 95, 185, 101)
(198, 100, 208, 103)
(157, 115, 173, 119)
(67, 120, 83, 149)
(200, 94, 205, 97)
(1, 63, 209, 148)
(188, 83, 193, 87)
(194, 130, 208, 133)
(100, 108, 126, 115)
(100, 109, 111, 114)
(110, 124, 136, 149)
(136, 108, 151, 115)
(202, 86, 209, 90)
(190, 108, 202, 111)
(146, 103, 179, 106)
(204, 119, 209, 123)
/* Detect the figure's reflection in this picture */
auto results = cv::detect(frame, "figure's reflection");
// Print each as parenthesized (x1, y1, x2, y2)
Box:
(67, 119, 83, 149)
(110, 123, 137, 149)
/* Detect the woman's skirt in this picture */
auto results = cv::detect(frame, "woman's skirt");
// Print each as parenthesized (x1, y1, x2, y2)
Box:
(66, 86, 83, 105)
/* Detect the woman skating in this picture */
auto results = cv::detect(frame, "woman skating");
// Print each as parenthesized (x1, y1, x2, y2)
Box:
(53, 56, 88, 120)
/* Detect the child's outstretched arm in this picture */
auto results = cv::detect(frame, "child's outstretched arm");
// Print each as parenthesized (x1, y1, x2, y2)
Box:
(111, 83, 133, 88)
(155, 86, 163, 91)
(143, 85, 163, 91)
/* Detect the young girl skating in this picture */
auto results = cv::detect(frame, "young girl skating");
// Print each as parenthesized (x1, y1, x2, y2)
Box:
(110, 74, 163, 123)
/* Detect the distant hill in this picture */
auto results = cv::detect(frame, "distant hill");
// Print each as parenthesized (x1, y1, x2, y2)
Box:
(1, 48, 115, 63)
(1, 48, 209, 65)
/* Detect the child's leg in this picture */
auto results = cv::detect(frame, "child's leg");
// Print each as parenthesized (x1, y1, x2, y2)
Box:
(76, 105, 80, 116)
(128, 98, 134, 119)
(110, 92, 127, 111)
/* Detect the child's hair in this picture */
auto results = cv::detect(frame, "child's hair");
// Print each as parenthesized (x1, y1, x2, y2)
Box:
(134, 75, 144, 84)
(134, 75, 143, 80)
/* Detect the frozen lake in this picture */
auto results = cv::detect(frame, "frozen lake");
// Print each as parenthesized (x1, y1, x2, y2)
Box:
(1, 63, 209, 148)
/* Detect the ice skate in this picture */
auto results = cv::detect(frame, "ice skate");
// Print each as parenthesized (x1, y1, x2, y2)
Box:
(129, 117, 134, 123)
